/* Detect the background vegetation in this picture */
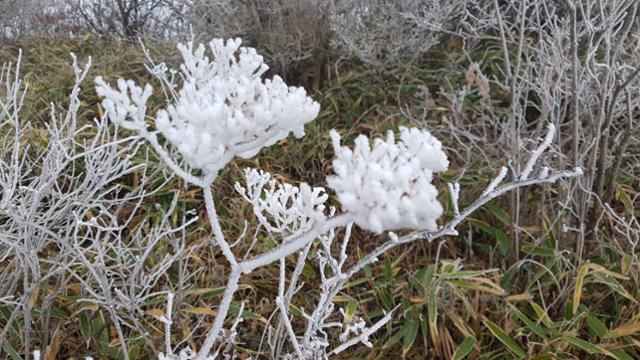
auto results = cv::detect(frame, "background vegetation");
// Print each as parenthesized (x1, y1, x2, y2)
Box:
(1, 1, 639, 359)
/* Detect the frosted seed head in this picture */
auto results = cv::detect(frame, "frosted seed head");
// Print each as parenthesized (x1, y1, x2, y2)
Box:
(96, 38, 320, 175)
(328, 127, 448, 233)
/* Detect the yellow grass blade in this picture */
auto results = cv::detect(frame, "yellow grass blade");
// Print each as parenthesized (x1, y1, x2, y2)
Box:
(573, 264, 589, 315)
(609, 323, 640, 338)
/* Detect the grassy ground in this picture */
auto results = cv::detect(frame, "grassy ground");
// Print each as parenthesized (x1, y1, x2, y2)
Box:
(1, 36, 639, 359)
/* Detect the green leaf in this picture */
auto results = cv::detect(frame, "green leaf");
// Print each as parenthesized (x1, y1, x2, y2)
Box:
(616, 186, 634, 215)
(383, 329, 404, 350)
(453, 337, 477, 360)
(494, 229, 509, 257)
(80, 313, 91, 345)
(346, 299, 358, 320)
(358, 248, 373, 279)
(611, 348, 635, 360)
(302, 261, 316, 279)
(468, 219, 496, 236)
(129, 341, 142, 360)
(563, 336, 615, 357)
(483, 320, 525, 358)
(3, 343, 22, 360)
(522, 245, 556, 257)
(487, 205, 510, 225)
(543, 219, 557, 249)
(402, 317, 419, 356)
(592, 273, 635, 303)
(384, 254, 393, 283)
(378, 288, 394, 310)
(0, 305, 19, 332)
(288, 304, 304, 317)
(469, 219, 508, 256)
(421, 265, 436, 291)
(512, 307, 547, 339)
(586, 313, 608, 338)
(428, 290, 438, 326)
(343, 277, 369, 289)
(500, 265, 518, 289)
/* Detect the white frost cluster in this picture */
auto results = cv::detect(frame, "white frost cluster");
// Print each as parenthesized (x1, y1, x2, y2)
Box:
(338, 308, 368, 345)
(95, 77, 153, 131)
(328, 127, 449, 233)
(96, 38, 320, 174)
(235, 168, 329, 234)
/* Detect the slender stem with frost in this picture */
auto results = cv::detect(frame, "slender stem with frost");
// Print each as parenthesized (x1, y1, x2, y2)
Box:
(276, 296, 305, 359)
(195, 268, 241, 360)
(202, 185, 238, 266)
(347, 167, 583, 278)
(240, 214, 353, 273)
(329, 307, 396, 355)
(195, 213, 352, 358)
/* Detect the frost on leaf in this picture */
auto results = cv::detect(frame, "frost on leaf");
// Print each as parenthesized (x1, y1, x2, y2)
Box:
(328, 127, 448, 233)
(96, 38, 320, 175)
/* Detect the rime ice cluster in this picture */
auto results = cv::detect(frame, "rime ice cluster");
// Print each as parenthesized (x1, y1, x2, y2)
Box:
(328, 127, 449, 233)
(235, 168, 329, 234)
(95, 77, 153, 131)
(97, 38, 320, 174)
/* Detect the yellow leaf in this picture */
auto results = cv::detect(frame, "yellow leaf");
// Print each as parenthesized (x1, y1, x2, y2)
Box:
(331, 295, 353, 302)
(29, 287, 40, 310)
(182, 307, 217, 316)
(45, 326, 62, 360)
(529, 301, 552, 327)
(409, 296, 428, 303)
(470, 277, 506, 294)
(145, 309, 165, 318)
(609, 323, 640, 338)
(187, 284, 252, 297)
(621, 255, 634, 275)
(586, 263, 629, 280)
(573, 264, 589, 315)
(448, 280, 505, 295)
(506, 293, 532, 302)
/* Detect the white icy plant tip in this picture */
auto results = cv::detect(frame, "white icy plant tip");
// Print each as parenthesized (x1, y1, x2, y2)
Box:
(95, 76, 153, 130)
(97, 38, 320, 175)
(157, 38, 320, 174)
(328, 126, 449, 233)
(235, 168, 328, 234)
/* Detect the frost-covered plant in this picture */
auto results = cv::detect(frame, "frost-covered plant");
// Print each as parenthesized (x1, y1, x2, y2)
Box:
(95, 37, 342, 359)
(235, 168, 329, 235)
(96, 38, 320, 176)
(3, 32, 584, 358)
(330, 0, 464, 64)
(328, 126, 448, 233)
(91, 37, 582, 359)
(455, 0, 640, 257)
(185, 0, 332, 80)
(0, 52, 177, 357)
(0, 0, 74, 38)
